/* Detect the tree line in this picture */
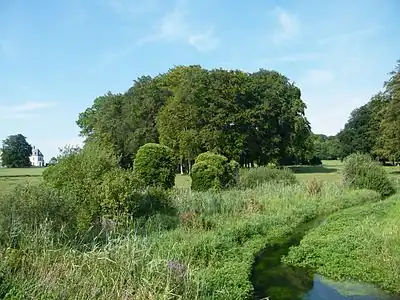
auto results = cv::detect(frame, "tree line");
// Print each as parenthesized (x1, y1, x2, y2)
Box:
(313, 59, 400, 163)
(77, 65, 314, 171)
(4, 59, 398, 169)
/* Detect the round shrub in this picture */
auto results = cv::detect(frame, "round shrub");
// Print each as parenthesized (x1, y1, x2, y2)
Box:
(191, 152, 237, 191)
(342, 153, 395, 198)
(133, 143, 177, 189)
(98, 168, 143, 216)
(238, 166, 297, 189)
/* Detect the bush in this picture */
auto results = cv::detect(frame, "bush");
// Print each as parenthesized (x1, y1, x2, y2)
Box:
(43, 142, 120, 231)
(98, 168, 143, 217)
(134, 143, 176, 189)
(190, 152, 238, 191)
(342, 153, 395, 197)
(0, 184, 78, 247)
(238, 166, 297, 189)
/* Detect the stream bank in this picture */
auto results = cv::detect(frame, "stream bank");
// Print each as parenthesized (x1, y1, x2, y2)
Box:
(250, 216, 400, 300)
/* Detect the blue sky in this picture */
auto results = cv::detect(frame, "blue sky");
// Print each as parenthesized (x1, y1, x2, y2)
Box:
(0, 0, 399, 160)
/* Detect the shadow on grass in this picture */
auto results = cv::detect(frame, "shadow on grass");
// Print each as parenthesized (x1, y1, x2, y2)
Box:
(389, 171, 400, 175)
(288, 166, 338, 174)
(0, 175, 42, 178)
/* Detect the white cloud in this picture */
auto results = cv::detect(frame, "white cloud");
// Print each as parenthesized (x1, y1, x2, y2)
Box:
(0, 101, 56, 119)
(271, 7, 300, 44)
(138, 1, 219, 52)
(188, 29, 220, 52)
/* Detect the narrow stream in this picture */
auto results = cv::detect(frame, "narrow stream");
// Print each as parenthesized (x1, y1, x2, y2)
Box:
(250, 218, 400, 300)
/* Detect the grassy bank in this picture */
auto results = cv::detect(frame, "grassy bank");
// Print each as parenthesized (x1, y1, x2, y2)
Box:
(0, 182, 381, 299)
(284, 194, 400, 294)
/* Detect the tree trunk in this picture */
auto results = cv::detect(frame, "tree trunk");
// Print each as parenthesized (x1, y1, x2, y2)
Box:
(180, 156, 184, 174)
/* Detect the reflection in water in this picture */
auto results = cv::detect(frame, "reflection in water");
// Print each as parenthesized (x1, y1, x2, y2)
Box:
(251, 219, 400, 300)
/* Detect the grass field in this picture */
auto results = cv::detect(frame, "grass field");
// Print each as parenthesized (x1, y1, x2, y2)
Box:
(2, 161, 400, 193)
(175, 160, 400, 189)
(1, 161, 400, 298)
(0, 167, 44, 193)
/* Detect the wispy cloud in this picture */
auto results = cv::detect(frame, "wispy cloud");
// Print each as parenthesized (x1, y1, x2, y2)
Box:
(137, 1, 219, 52)
(0, 101, 56, 119)
(271, 7, 300, 44)
(318, 27, 381, 45)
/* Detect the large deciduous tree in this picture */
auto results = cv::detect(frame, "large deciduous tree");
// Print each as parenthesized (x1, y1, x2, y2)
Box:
(376, 60, 400, 161)
(1, 134, 32, 168)
(77, 65, 313, 169)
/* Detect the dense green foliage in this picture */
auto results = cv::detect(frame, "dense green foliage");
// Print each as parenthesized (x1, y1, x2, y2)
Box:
(330, 59, 400, 162)
(43, 142, 119, 231)
(133, 143, 176, 189)
(1, 58, 400, 299)
(0, 180, 381, 299)
(190, 152, 238, 191)
(77, 66, 313, 168)
(342, 153, 395, 197)
(313, 134, 341, 160)
(1, 134, 32, 168)
(0, 184, 78, 247)
(284, 195, 400, 294)
(238, 166, 297, 189)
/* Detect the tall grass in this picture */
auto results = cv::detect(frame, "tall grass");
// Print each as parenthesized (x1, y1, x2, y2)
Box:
(0, 181, 381, 299)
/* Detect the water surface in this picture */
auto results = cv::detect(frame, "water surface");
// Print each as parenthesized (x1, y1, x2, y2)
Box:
(251, 218, 400, 300)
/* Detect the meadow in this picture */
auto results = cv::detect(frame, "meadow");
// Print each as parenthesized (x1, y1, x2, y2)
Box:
(0, 167, 43, 192)
(0, 160, 400, 299)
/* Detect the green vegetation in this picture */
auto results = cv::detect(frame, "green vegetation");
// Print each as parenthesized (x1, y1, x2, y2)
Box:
(0, 177, 381, 299)
(1, 134, 32, 168)
(315, 59, 400, 164)
(0, 58, 399, 299)
(342, 153, 396, 197)
(190, 152, 238, 191)
(238, 166, 297, 189)
(284, 195, 400, 294)
(77, 66, 313, 169)
(0, 168, 43, 193)
(134, 143, 176, 189)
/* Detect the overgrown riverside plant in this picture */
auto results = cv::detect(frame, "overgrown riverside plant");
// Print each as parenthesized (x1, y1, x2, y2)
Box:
(42, 141, 119, 231)
(238, 166, 297, 189)
(190, 152, 238, 191)
(133, 143, 176, 190)
(0, 181, 381, 299)
(342, 153, 396, 197)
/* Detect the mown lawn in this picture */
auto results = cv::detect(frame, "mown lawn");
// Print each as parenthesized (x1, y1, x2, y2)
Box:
(0, 168, 44, 193)
(2, 161, 399, 192)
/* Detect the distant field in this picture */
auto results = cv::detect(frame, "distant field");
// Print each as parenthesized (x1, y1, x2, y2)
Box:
(0, 167, 45, 177)
(0, 167, 45, 193)
(1, 161, 399, 193)
(175, 160, 400, 189)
